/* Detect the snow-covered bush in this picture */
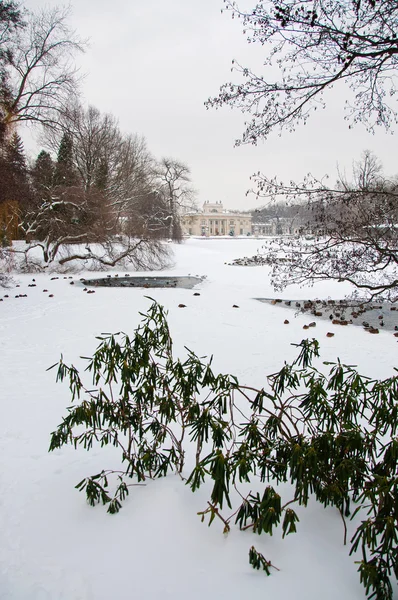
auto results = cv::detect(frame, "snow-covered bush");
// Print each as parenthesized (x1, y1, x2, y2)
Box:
(7, 237, 172, 274)
(0, 246, 15, 287)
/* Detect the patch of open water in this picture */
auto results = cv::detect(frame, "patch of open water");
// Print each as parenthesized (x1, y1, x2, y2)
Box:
(255, 298, 398, 334)
(81, 275, 203, 289)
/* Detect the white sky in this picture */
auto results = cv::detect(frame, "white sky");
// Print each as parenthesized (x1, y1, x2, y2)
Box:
(21, 0, 398, 210)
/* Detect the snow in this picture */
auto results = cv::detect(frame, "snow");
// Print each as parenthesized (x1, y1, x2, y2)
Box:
(0, 238, 396, 600)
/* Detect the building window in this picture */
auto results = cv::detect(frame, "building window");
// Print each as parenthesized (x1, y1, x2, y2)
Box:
(230, 220, 234, 225)
(201, 220, 206, 225)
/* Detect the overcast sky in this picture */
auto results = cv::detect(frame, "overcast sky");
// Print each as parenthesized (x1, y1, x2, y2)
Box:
(22, 0, 397, 210)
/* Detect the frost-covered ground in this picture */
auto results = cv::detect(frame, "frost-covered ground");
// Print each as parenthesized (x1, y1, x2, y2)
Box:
(1, 238, 397, 600)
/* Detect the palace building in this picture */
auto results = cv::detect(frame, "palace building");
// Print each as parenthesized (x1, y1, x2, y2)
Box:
(180, 202, 252, 237)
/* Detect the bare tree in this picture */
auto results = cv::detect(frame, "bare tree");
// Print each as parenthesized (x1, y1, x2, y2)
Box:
(351, 150, 383, 192)
(44, 103, 121, 191)
(108, 133, 156, 220)
(253, 152, 398, 301)
(1, 5, 84, 133)
(207, 0, 398, 144)
(155, 158, 196, 240)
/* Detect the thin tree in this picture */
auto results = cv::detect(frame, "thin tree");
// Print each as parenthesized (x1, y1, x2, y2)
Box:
(155, 158, 196, 240)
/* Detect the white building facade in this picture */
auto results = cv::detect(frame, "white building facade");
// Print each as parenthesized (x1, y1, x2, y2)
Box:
(181, 202, 252, 237)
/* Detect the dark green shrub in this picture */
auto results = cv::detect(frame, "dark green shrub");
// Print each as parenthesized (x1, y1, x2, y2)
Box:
(49, 300, 398, 600)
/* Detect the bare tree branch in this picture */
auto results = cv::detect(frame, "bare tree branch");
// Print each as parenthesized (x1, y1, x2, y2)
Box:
(252, 152, 398, 301)
(207, 0, 398, 144)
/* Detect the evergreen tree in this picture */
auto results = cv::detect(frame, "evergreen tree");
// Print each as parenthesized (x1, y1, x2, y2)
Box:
(0, 153, 10, 205)
(94, 158, 109, 192)
(6, 131, 26, 174)
(53, 133, 78, 188)
(0, 131, 30, 207)
(0, 131, 30, 241)
(32, 150, 54, 202)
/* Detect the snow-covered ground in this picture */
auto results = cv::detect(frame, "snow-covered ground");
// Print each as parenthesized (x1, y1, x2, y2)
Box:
(1, 238, 396, 600)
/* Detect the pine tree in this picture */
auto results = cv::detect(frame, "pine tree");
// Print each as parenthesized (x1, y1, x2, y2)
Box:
(0, 132, 30, 206)
(6, 132, 26, 173)
(0, 131, 30, 241)
(94, 158, 109, 192)
(53, 133, 78, 188)
(32, 150, 54, 202)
